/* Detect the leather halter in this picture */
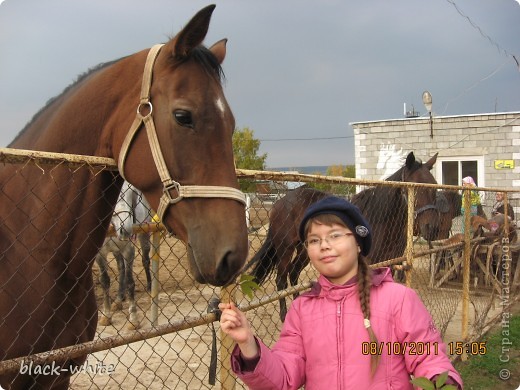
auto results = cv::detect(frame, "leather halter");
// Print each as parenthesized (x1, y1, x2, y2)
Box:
(118, 44, 246, 222)
(414, 203, 438, 218)
(400, 168, 438, 218)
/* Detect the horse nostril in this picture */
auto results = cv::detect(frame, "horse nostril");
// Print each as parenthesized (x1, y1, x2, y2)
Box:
(216, 251, 238, 286)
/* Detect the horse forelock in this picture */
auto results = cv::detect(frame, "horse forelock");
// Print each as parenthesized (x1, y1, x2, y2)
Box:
(166, 45, 225, 82)
(386, 159, 432, 183)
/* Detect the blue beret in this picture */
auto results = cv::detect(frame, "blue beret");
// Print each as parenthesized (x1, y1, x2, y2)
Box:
(299, 196, 372, 256)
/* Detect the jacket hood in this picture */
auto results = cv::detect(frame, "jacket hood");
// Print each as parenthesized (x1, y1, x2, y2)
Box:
(303, 267, 393, 298)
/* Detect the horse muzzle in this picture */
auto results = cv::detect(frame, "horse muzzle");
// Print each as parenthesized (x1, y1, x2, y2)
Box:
(186, 228, 249, 287)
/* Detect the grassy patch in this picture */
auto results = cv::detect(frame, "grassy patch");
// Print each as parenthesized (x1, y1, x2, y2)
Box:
(454, 308, 519, 390)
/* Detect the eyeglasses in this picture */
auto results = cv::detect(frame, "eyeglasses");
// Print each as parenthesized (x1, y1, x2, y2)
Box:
(304, 232, 354, 249)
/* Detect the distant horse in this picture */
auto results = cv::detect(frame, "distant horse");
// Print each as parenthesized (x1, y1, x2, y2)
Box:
(0, 6, 248, 389)
(95, 181, 153, 329)
(432, 190, 489, 282)
(436, 190, 487, 239)
(249, 152, 439, 321)
(436, 191, 461, 240)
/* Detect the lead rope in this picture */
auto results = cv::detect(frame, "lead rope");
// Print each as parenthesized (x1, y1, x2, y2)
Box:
(118, 44, 246, 223)
(207, 297, 221, 386)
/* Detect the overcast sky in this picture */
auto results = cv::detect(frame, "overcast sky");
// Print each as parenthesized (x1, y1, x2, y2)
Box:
(1, 0, 519, 168)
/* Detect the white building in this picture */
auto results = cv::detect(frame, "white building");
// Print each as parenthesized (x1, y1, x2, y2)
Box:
(350, 111, 520, 214)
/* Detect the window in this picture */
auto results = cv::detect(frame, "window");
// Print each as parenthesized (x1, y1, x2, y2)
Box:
(436, 156, 484, 187)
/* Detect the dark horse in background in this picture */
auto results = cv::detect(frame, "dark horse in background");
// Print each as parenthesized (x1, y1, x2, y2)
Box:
(249, 152, 439, 321)
(0, 6, 248, 389)
(432, 189, 488, 281)
(436, 190, 487, 239)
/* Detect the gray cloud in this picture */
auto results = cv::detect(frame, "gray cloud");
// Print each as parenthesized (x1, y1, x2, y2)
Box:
(1, 0, 519, 167)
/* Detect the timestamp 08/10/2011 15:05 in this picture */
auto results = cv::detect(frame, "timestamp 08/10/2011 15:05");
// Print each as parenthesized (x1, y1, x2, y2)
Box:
(361, 341, 487, 356)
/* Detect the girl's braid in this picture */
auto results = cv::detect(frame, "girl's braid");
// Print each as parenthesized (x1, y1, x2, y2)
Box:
(357, 256, 380, 375)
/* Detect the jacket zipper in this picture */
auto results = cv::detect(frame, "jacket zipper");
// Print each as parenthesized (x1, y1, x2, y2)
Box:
(336, 300, 343, 390)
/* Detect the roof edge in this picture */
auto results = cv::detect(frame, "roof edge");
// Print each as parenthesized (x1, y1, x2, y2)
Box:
(349, 111, 520, 127)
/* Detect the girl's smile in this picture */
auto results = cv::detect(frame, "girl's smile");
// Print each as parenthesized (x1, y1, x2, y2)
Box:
(319, 254, 337, 263)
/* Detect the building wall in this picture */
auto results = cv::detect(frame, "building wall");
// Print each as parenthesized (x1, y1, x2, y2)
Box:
(351, 111, 520, 211)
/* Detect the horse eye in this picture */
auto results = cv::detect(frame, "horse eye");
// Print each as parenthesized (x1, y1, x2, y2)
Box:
(174, 110, 193, 128)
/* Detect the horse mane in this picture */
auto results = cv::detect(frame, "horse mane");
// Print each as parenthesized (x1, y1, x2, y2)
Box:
(385, 157, 423, 182)
(352, 158, 425, 223)
(351, 185, 402, 223)
(9, 45, 223, 147)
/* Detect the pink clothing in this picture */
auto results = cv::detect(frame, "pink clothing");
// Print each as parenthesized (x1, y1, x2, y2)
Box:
(462, 176, 476, 186)
(231, 268, 462, 389)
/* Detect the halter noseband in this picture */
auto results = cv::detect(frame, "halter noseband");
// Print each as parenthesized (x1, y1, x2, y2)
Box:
(414, 204, 438, 218)
(118, 44, 246, 222)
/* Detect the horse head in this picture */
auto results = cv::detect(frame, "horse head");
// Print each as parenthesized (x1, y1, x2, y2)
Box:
(112, 5, 248, 286)
(401, 151, 440, 241)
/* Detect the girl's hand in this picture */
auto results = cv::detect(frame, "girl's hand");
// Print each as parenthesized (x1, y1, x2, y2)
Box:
(219, 302, 258, 358)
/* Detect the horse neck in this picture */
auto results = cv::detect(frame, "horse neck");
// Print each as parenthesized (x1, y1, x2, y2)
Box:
(352, 186, 403, 220)
(447, 191, 463, 216)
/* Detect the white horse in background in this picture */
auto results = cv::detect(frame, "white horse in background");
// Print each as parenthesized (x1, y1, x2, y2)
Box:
(95, 181, 153, 329)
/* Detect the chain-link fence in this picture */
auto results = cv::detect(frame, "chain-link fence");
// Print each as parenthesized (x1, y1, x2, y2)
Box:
(0, 149, 518, 389)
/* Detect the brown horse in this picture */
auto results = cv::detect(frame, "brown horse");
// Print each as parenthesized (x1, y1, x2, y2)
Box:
(0, 5, 248, 389)
(436, 190, 488, 239)
(249, 152, 439, 321)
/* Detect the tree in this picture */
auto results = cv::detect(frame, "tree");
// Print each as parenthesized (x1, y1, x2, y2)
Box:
(307, 164, 356, 195)
(233, 127, 266, 170)
(232, 127, 267, 192)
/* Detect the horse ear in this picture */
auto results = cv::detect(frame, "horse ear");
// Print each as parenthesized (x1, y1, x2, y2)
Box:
(174, 4, 216, 58)
(424, 152, 438, 171)
(209, 39, 227, 64)
(405, 152, 415, 169)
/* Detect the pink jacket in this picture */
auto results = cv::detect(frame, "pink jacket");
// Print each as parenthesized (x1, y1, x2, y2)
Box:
(231, 267, 462, 389)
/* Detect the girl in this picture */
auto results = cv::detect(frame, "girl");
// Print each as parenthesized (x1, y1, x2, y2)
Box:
(461, 176, 482, 217)
(220, 196, 462, 389)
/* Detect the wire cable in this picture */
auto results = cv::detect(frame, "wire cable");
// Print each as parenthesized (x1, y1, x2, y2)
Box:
(445, 0, 519, 72)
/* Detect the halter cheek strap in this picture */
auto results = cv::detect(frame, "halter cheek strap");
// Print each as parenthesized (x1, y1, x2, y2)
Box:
(118, 44, 246, 222)
(400, 169, 438, 218)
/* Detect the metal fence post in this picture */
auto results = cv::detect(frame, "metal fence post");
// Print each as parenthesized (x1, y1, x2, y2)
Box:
(150, 230, 161, 326)
(405, 187, 416, 287)
(461, 188, 471, 360)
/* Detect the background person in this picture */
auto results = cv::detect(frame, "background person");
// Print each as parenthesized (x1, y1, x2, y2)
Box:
(461, 176, 483, 233)
(492, 191, 515, 220)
